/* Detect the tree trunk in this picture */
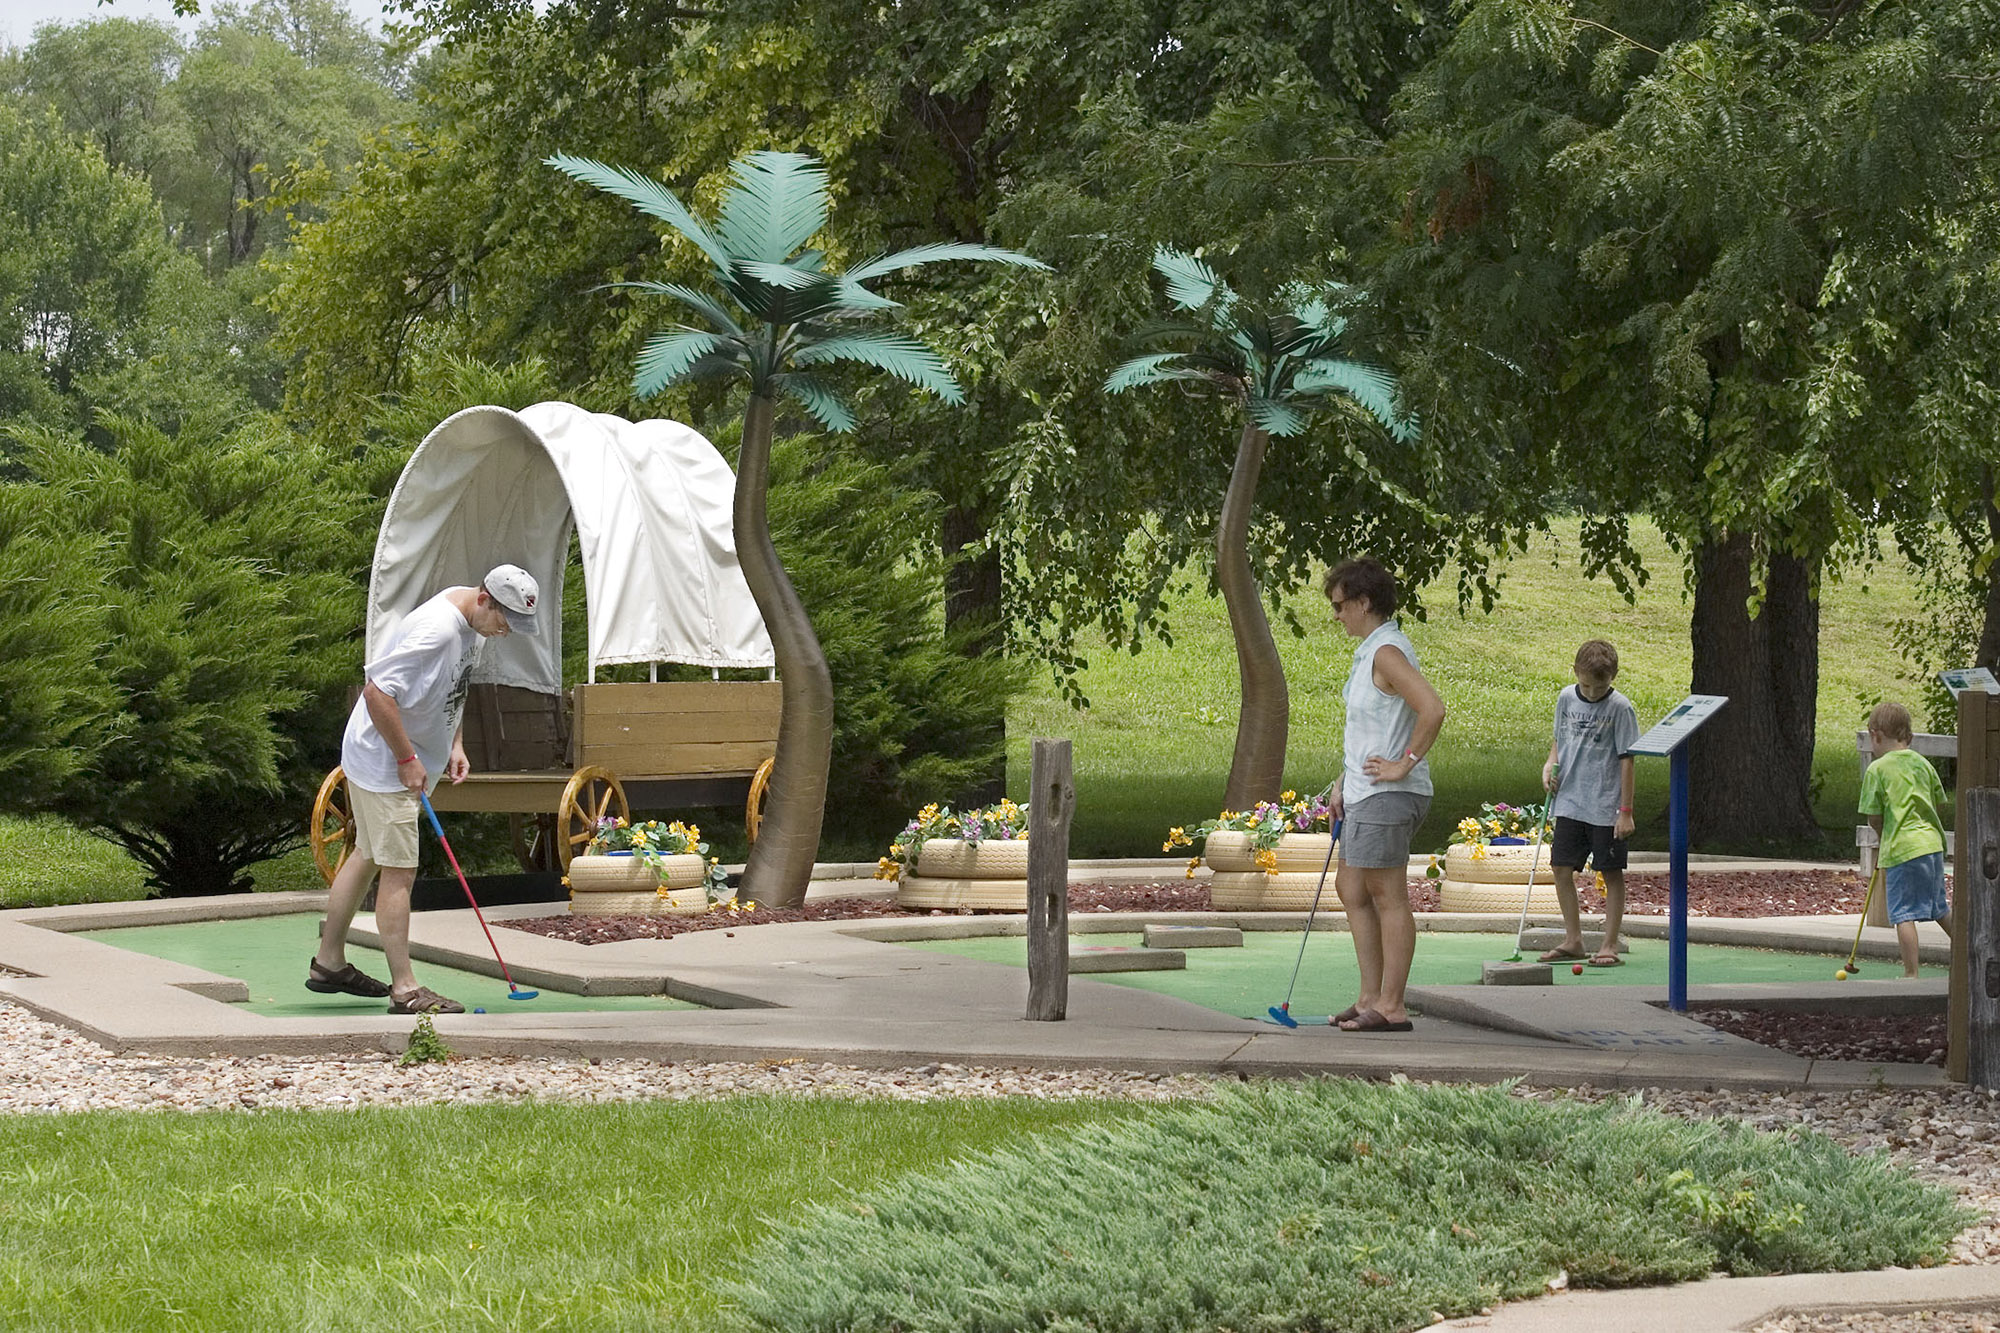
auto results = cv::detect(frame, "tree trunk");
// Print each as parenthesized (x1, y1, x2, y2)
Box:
(943, 499, 1006, 805)
(1686, 532, 1825, 849)
(735, 394, 834, 908)
(1977, 466, 1999, 672)
(1217, 421, 1287, 812)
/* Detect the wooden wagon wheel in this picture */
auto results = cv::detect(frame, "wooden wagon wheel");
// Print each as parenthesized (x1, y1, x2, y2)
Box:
(507, 813, 559, 872)
(745, 757, 776, 845)
(558, 765, 629, 870)
(310, 765, 356, 887)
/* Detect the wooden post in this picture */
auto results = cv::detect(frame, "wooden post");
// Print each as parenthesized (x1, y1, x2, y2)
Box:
(1026, 738, 1075, 1022)
(1952, 692, 2000, 1081)
(1964, 788, 2000, 1090)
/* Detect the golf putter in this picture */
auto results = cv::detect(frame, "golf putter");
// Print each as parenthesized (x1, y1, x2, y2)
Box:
(1264, 805, 1343, 1029)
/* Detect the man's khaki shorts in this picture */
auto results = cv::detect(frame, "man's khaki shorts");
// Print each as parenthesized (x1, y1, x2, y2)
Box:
(350, 784, 421, 869)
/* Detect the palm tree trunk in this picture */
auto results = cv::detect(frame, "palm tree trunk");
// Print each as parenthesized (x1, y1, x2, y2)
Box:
(1217, 421, 1287, 811)
(735, 394, 834, 907)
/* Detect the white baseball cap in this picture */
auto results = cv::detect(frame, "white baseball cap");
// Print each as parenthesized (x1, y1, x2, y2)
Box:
(482, 564, 541, 635)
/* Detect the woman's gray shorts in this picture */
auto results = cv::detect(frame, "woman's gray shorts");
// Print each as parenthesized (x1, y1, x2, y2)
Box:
(1341, 791, 1431, 869)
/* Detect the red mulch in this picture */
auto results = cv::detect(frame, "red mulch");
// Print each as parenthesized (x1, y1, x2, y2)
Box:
(506, 868, 1872, 946)
(1690, 1006, 1947, 1066)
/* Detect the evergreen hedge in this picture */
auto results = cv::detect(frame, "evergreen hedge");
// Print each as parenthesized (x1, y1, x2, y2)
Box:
(728, 1079, 1967, 1333)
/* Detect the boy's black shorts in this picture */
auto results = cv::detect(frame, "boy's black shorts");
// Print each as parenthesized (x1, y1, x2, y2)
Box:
(1551, 816, 1628, 872)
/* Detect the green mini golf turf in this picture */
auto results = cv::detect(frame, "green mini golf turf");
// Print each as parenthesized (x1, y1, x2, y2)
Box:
(78, 914, 699, 1016)
(901, 931, 1945, 1022)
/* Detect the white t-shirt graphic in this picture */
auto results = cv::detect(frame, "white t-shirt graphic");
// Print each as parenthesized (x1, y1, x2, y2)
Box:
(341, 591, 484, 794)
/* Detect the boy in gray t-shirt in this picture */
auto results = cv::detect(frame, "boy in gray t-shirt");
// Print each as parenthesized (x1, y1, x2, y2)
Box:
(1536, 639, 1640, 968)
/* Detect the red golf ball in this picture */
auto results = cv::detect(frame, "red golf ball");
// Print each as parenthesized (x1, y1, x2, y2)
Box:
(1572, 963, 1584, 975)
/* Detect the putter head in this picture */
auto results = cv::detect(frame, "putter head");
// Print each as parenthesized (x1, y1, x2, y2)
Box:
(1266, 1005, 1299, 1028)
(506, 988, 540, 1001)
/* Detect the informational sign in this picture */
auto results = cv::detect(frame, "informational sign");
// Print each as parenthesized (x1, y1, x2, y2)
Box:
(1629, 694, 1730, 757)
(1940, 667, 2000, 697)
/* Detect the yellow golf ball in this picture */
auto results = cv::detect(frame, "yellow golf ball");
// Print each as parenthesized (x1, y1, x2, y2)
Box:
(1835, 969, 1849, 981)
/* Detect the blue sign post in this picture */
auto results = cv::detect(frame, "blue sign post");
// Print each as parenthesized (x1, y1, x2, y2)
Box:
(1629, 695, 1729, 1012)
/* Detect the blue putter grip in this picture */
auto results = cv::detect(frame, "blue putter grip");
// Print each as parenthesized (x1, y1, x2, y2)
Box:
(418, 790, 445, 838)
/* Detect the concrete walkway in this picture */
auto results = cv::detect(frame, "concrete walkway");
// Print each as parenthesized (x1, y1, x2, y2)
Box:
(1, 861, 1987, 1332)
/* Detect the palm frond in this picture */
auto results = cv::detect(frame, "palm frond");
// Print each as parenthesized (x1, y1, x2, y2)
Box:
(736, 260, 826, 291)
(544, 155, 730, 273)
(632, 330, 735, 398)
(793, 334, 964, 404)
(843, 242, 1051, 284)
(769, 372, 856, 433)
(1245, 394, 1308, 437)
(1292, 358, 1417, 441)
(1103, 353, 1190, 394)
(829, 278, 902, 313)
(717, 152, 830, 263)
(1152, 247, 1237, 317)
(606, 281, 744, 336)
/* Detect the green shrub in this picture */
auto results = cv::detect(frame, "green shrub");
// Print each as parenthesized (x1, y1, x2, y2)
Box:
(3, 412, 364, 895)
(727, 1080, 1968, 1333)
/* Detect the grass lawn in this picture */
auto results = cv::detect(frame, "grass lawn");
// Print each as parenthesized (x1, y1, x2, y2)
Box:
(1010, 518, 1933, 858)
(0, 1085, 1963, 1333)
(0, 1096, 1144, 1333)
(0, 817, 325, 912)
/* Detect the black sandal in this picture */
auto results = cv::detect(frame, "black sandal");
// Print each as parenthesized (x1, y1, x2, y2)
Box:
(306, 959, 392, 998)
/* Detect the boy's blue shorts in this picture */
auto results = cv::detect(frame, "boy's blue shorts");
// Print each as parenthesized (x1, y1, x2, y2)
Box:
(1884, 851, 1948, 925)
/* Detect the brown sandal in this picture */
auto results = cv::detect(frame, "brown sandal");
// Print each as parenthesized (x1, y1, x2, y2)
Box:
(306, 959, 392, 998)
(388, 986, 464, 1015)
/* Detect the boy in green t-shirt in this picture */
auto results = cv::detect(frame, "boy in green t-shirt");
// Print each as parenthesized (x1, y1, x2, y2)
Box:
(1857, 701, 1951, 978)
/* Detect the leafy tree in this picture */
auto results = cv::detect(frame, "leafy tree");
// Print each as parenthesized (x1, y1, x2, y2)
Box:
(4, 413, 364, 895)
(174, 3, 401, 265)
(0, 101, 181, 419)
(1106, 247, 1415, 808)
(1376, 0, 2000, 846)
(546, 149, 1045, 905)
(5, 16, 189, 185)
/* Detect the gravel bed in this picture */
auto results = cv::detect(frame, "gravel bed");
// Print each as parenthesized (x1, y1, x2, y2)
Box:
(514, 870, 1865, 945)
(1748, 1311, 2000, 1332)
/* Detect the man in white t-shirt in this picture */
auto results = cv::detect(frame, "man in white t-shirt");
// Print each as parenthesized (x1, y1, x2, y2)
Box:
(309, 564, 541, 1015)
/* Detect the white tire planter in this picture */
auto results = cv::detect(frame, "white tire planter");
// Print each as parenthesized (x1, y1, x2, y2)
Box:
(909, 838, 1031, 879)
(1208, 870, 1345, 913)
(894, 875, 1034, 911)
(1202, 830, 1337, 875)
(1438, 842, 1561, 912)
(567, 886, 710, 917)
(895, 837, 1032, 910)
(568, 853, 708, 916)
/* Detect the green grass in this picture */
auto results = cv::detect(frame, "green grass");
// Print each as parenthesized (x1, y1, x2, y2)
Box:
(1009, 519, 1932, 857)
(0, 1097, 1144, 1333)
(730, 1079, 1967, 1332)
(0, 817, 325, 911)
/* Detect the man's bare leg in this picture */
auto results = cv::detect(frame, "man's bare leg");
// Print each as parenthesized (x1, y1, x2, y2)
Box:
(372, 865, 420, 993)
(316, 852, 379, 972)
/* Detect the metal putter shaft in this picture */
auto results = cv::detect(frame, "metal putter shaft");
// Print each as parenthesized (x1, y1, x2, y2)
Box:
(1843, 865, 1883, 974)
(1507, 787, 1557, 963)
(1266, 814, 1343, 1029)
(419, 791, 539, 1001)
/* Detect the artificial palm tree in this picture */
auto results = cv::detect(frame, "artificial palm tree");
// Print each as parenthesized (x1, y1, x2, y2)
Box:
(547, 149, 1046, 907)
(1106, 247, 1417, 812)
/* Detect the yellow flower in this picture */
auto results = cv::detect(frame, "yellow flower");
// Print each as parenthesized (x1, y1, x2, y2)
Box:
(875, 857, 900, 881)
(1281, 790, 1297, 803)
(1469, 844, 1487, 860)
(918, 802, 940, 822)
(1185, 856, 1202, 879)
(1254, 849, 1278, 874)
(1486, 820, 1503, 835)
(560, 876, 570, 887)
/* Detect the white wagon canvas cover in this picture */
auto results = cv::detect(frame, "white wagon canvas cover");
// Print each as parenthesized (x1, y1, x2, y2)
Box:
(366, 402, 776, 694)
